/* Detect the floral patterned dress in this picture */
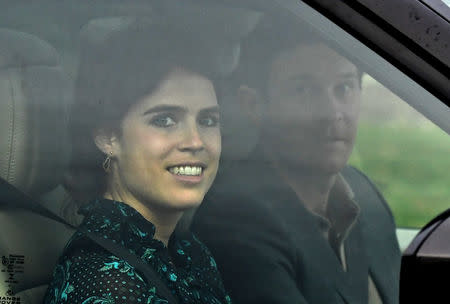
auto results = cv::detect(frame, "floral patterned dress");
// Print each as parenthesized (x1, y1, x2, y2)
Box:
(43, 198, 232, 304)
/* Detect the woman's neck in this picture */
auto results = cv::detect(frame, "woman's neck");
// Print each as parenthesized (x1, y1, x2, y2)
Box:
(103, 190, 182, 247)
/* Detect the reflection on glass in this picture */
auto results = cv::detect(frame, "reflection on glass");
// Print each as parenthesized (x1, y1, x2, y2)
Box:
(42, 18, 233, 304)
(349, 75, 450, 228)
(0, 2, 448, 304)
(193, 15, 402, 304)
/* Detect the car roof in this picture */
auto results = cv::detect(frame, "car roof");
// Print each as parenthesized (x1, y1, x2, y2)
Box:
(0, 0, 448, 119)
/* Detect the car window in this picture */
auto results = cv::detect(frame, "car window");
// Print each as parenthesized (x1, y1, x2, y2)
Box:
(219, 0, 450, 230)
(0, 1, 448, 304)
(349, 75, 450, 228)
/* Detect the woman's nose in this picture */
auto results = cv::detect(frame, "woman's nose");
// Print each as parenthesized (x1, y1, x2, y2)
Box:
(178, 122, 205, 153)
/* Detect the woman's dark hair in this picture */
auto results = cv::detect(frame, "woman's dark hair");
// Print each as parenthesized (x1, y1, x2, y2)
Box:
(66, 18, 224, 205)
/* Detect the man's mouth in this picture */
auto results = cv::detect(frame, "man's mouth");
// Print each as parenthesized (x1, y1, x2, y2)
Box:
(167, 165, 204, 176)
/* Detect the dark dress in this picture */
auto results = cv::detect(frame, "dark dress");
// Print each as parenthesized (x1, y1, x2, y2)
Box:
(43, 198, 232, 304)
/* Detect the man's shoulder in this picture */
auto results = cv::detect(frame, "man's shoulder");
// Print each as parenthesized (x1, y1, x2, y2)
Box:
(196, 160, 291, 226)
(194, 187, 282, 234)
(342, 166, 401, 302)
(341, 165, 395, 220)
(193, 160, 300, 252)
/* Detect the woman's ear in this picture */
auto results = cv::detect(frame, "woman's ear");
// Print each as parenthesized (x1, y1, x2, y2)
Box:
(93, 128, 119, 156)
(237, 85, 264, 127)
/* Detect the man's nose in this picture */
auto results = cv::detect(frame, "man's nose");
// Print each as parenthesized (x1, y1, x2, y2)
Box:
(178, 122, 205, 153)
(316, 89, 344, 122)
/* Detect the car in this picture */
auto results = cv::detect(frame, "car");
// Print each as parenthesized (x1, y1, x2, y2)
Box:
(401, 208, 450, 302)
(0, 1, 448, 303)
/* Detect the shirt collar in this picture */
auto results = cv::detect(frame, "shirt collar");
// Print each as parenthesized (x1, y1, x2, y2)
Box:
(78, 198, 163, 254)
(311, 173, 360, 243)
(240, 154, 361, 240)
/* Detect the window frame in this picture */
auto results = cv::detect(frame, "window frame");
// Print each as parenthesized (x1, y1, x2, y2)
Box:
(294, 0, 450, 106)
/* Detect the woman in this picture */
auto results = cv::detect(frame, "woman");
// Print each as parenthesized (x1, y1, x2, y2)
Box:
(43, 18, 231, 304)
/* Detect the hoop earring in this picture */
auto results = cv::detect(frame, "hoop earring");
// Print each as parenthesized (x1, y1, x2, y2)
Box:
(102, 152, 112, 173)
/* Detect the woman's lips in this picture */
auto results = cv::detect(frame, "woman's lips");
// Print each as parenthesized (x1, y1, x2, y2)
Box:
(171, 174, 204, 184)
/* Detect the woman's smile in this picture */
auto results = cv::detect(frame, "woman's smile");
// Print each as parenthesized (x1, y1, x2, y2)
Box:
(167, 163, 207, 184)
(102, 68, 221, 212)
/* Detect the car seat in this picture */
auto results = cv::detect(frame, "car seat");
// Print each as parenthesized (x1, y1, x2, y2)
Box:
(0, 28, 75, 304)
(0, 12, 263, 303)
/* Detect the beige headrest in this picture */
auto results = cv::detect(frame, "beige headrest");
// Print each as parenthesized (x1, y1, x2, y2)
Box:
(0, 29, 72, 195)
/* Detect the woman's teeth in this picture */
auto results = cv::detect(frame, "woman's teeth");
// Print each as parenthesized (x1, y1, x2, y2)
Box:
(169, 166, 203, 176)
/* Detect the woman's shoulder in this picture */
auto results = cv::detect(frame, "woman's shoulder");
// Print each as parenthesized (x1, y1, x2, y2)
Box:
(61, 231, 150, 278)
(43, 234, 158, 304)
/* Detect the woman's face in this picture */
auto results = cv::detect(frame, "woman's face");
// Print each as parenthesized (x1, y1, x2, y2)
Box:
(107, 69, 221, 212)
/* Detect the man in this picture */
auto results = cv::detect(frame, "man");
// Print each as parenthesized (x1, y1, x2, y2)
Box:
(192, 17, 401, 304)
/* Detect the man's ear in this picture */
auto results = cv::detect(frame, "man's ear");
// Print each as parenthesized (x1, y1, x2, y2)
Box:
(237, 85, 264, 127)
(93, 128, 119, 156)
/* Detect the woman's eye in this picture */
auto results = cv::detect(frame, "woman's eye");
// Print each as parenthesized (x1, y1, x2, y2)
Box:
(198, 115, 220, 127)
(150, 115, 176, 127)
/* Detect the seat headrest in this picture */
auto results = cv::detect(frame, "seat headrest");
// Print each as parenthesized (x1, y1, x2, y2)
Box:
(79, 12, 261, 78)
(0, 29, 72, 195)
(0, 29, 59, 69)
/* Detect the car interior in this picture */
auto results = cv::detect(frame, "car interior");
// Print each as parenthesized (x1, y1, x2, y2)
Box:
(0, 28, 76, 302)
(0, 1, 448, 303)
(0, 5, 262, 303)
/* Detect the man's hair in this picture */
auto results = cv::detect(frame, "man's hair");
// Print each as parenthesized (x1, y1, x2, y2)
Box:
(234, 15, 363, 97)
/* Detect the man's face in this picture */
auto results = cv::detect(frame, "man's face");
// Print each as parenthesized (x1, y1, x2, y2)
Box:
(264, 43, 361, 174)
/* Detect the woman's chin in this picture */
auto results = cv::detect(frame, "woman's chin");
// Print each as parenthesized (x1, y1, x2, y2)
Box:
(166, 192, 205, 211)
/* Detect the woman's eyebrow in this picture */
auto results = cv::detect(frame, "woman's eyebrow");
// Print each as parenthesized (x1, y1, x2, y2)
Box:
(199, 106, 220, 115)
(142, 105, 187, 116)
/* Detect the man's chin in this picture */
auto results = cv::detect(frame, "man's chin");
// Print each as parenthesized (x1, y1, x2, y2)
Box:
(310, 156, 349, 175)
(317, 163, 346, 175)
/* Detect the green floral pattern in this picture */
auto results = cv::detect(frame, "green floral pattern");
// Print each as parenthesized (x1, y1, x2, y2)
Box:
(43, 199, 232, 304)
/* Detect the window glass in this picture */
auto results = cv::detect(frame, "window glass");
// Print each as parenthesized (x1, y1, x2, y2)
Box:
(349, 75, 450, 228)
(0, 1, 449, 304)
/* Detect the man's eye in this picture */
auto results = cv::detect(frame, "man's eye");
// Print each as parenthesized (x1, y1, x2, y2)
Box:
(198, 115, 220, 127)
(293, 83, 319, 98)
(295, 84, 310, 95)
(335, 82, 356, 99)
(150, 115, 176, 127)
